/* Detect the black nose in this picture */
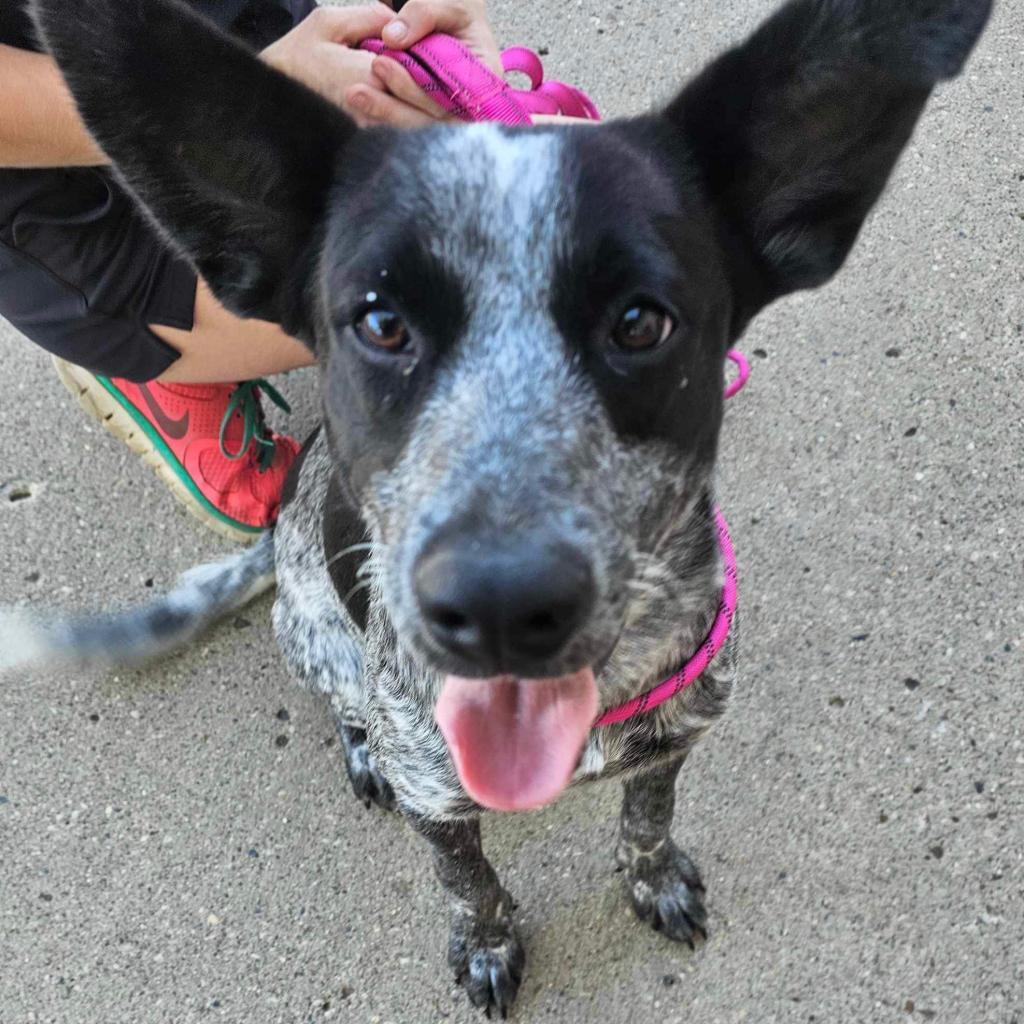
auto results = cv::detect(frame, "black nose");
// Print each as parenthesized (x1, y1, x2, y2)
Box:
(414, 534, 596, 675)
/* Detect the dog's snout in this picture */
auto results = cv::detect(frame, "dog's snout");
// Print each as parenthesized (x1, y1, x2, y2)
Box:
(414, 535, 595, 675)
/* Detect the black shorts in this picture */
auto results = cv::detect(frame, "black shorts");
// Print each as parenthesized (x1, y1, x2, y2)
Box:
(0, 167, 196, 382)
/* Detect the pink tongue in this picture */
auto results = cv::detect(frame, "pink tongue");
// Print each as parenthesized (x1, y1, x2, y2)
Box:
(436, 670, 598, 812)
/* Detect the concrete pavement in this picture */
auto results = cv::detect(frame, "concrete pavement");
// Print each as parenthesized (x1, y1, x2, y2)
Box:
(1, 2, 1021, 1021)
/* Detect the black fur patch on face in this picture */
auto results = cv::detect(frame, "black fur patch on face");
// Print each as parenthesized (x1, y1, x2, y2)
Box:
(280, 425, 323, 510)
(317, 138, 471, 497)
(551, 124, 734, 468)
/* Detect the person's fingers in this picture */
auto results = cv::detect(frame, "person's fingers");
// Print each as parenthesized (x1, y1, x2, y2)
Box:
(381, 1, 503, 75)
(346, 84, 438, 129)
(382, 0, 471, 47)
(372, 56, 448, 120)
(306, 3, 394, 45)
(382, 1, 440, 47)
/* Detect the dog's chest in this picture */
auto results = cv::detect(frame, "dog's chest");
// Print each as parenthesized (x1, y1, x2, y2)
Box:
(272, 430, 366, 723)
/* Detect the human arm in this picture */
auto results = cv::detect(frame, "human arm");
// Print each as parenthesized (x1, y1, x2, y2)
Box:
(0, 44, 106, 167)
(0, 4, 416, 169)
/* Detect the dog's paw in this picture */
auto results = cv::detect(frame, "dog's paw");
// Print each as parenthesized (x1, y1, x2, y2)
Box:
(616, 839, 708, 948)
(448, 907, 525, 1018)
(336, 723, 396, 811)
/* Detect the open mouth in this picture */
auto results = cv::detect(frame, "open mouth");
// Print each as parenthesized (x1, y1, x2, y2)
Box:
(435, 670, 599, 812)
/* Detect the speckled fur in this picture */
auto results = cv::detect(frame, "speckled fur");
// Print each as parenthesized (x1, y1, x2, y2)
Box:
(29, 0, 992, 1014)
(273, 432, 365, 727)
(265, 129, 738, 1014)
(271, 128, 737, 824)
(272, 126, 740, 1015)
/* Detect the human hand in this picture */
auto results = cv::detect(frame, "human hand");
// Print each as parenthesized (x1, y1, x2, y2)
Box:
(262, 2, 554, 133)
(346, 0, 502, 128)
(261, 4, 392, 122)
(379, 0, 501, 73)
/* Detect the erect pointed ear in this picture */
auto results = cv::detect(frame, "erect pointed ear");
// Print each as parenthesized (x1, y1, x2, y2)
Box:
(666, 0, 993, 321)
(30, 0, 359, 342)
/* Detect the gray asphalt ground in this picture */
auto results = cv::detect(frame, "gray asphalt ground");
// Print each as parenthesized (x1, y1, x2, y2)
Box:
(1, 2, 1022, 1022)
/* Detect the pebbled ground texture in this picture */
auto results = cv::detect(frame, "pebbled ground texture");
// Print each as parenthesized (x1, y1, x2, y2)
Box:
(1, 1, 1022, 1022)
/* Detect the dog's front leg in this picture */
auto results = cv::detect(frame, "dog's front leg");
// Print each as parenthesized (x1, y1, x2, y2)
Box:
(334, 715, 396, 812)
(409, 814, 524, 1017)
(616, 756, 708, 948)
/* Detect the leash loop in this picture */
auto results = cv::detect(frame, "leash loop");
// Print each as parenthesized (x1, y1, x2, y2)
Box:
(725, 349, 750, 399)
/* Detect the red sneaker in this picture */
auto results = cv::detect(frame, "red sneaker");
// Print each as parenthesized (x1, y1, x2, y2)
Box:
(54, 358, 299, 543)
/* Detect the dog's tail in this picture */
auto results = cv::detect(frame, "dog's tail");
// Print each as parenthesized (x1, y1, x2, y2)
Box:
(0, 533, 275, 673)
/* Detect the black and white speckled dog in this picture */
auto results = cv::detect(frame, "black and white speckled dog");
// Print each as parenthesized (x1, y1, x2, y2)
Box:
(7, 0, 991, 1013)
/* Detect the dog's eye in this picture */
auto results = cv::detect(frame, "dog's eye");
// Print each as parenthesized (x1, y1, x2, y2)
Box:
(612, 305, 674, 352)
(355, 308, 409, 352)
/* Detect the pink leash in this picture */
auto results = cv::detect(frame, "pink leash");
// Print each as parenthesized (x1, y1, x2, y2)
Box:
(359, 34, 601, 125)
(359, 28, 748, 727)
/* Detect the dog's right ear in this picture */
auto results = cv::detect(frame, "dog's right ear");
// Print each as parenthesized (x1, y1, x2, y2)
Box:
(663, 0, 994, 330)
(31, 0, 358, 342)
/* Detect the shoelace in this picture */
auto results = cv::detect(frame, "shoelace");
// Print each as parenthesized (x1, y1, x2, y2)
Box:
(218, 379, 291, 472)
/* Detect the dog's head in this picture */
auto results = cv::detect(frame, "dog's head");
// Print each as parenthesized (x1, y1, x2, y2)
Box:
(33, 0, 991, 809)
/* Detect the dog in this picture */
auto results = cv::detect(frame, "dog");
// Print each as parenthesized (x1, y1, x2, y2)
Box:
(4, 0, 992, 1014)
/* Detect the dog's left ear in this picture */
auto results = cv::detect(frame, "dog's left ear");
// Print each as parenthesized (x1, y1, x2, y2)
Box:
(665, 0, 993, 326)
(30, 0, 358, 342)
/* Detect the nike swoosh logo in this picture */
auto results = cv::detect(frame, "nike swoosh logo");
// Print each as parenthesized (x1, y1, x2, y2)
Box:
(137, 384, 190, 440)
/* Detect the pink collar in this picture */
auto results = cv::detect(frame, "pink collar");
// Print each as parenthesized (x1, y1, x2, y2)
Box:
(594, 507, 738, 727)
(595, 351, 747, 727)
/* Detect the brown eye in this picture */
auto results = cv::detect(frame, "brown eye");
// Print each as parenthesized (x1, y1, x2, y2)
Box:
(355, 308, 409, 352)
(612, 305, 674, 352)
